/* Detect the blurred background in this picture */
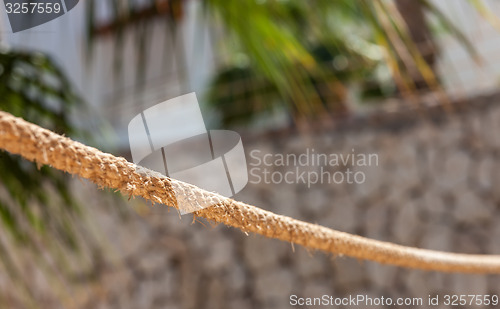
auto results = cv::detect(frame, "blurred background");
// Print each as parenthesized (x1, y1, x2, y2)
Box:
(2, 0, 500, 308)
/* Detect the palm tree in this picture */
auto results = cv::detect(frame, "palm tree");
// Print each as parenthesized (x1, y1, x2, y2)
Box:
(395, 0, 437, 88)
(85, 0, 481, 127)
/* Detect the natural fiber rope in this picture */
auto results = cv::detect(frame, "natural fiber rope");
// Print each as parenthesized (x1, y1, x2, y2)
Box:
(1, 111, 500, 274)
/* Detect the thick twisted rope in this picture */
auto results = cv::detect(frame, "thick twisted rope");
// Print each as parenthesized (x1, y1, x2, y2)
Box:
(1, 111, 500, 274)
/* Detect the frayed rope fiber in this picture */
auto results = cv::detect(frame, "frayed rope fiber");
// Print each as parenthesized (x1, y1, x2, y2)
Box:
(1, 111, 500, 274)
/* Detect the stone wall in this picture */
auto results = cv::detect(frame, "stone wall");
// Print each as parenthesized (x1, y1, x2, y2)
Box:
(4, 96, 500, 308)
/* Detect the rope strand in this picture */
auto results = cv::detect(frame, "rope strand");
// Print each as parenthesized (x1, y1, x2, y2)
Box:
(1, 111, 500, 273)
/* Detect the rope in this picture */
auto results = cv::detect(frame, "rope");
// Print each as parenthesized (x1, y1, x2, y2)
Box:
(1, 111, 500, 274)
